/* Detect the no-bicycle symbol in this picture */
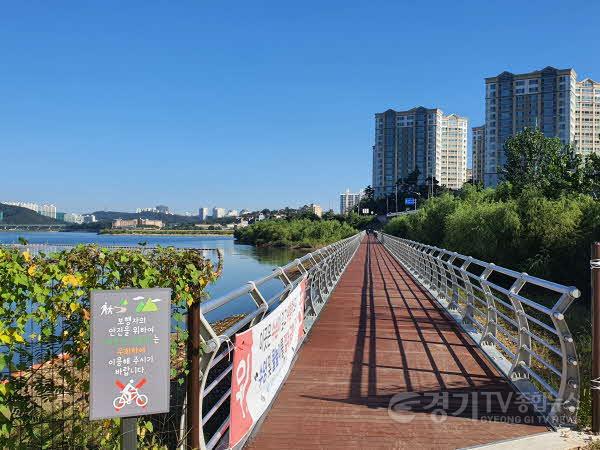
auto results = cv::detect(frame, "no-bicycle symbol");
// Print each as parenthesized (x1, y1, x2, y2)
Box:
(89, 288, 171, 420)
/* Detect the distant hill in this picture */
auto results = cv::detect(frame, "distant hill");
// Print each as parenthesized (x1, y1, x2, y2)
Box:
(0, 203, 62, 225)
(89, 211, 200, 225)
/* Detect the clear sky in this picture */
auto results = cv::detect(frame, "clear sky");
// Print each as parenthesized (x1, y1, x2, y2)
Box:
(1, 1, 599, 214)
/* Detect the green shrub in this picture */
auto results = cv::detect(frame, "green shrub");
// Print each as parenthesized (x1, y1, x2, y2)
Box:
(515, 190, 585, 280)
(0, 245, 222, 448)
(344, 212, 377, 230)
(410, 194, 459, 245)
(444, 200, 521, 267)
(383, 215, 410, 237)
(234, 219, 357, 248)
(382, 194, 459, 245)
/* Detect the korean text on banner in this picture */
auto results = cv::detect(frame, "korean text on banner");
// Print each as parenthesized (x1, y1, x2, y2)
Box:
(229, 277, 308, 447)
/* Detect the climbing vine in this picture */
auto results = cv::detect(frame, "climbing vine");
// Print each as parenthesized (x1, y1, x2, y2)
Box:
(0, 244, 222, 449)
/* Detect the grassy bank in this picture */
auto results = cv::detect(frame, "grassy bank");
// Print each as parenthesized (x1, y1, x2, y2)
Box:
(234, 219, 357, 248)
(100, 228, 234, 236)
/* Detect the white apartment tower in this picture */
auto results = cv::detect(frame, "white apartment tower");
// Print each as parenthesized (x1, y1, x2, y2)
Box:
(574, 78, 600, 156)
(4, 201, 57, 219)
(339, 189, 361, 215)
(373, 107, 468, 197)
(212, 207, 226, 219)
(199, 207, 210, 221)
(439, 114, 468, 189)
(39, 204, 57, 219)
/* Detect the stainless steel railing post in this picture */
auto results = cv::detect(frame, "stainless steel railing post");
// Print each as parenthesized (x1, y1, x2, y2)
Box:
(506, 276, 532, 380)
(377, 232, 580, 428)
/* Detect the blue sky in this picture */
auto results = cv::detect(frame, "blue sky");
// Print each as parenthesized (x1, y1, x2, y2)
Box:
(1, 1, 599, 213)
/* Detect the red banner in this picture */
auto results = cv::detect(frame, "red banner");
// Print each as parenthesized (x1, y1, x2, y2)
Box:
(229, 278, 307, 447)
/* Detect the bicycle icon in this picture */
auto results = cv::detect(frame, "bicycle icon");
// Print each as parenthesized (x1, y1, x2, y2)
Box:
(113, 378, 149, 411)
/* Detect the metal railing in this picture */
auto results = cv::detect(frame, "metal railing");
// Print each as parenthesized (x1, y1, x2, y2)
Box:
(376, 232, 580, 427)
(186, 232, 364, 450)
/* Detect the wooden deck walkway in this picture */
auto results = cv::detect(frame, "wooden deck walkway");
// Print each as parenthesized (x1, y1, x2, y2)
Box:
(246, 236, 548, 449)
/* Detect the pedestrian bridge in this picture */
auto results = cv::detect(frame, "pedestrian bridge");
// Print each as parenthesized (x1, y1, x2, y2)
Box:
(191, 233, 580, 449)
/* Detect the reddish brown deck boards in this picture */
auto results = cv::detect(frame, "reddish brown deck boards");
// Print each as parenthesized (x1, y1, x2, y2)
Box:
(246, 236, 547, 449)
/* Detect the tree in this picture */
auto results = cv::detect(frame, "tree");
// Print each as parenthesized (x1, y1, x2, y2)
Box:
(322, 209, 336, 221)
(582, 153, 600, 199)
(424, 176, 443, 198)
(358, 185, 377, 214)
(406, 168, 421, 190)
(502, 128, 583, 198)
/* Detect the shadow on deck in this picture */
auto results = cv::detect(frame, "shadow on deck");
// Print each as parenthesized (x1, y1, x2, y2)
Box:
(246, 236, 548, 449)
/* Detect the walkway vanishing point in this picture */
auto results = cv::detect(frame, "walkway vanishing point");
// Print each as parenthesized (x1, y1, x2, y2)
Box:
(245, 235, 549, 449)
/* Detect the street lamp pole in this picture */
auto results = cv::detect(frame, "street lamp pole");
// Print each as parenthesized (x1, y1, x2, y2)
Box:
(592, 242, 600, 433)
(409, 191, 421, 211)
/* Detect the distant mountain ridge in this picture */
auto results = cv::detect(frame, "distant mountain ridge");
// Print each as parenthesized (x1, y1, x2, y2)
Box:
(0, 203, 62, 225)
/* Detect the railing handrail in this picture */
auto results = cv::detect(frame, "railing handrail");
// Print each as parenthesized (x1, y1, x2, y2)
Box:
(200, 233, 360, 315)
(389, 238, 580, 298)
(376, 231, 580, 428)
(189, 231, 365, 449)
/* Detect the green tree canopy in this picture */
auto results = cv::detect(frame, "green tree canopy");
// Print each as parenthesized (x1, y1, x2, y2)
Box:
(501, 128, 583, 198)
(582, 153, 600, 200)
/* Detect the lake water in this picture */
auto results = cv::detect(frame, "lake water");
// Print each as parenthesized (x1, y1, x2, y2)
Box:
(0, 231, 307, 322)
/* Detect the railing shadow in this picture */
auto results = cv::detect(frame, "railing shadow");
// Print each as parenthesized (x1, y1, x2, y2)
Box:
(302, 236, 546, 427)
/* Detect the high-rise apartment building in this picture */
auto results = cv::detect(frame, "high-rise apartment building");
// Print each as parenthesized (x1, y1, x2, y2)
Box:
(339, 189, 361, 215)
(4, 201, 39, 212)
(309, 204, 323, 218)
(5, 201, 57, 219)
(472, 125, 486, 184)
(574, 78, 600, 156)
(199, 207, 210, 221)
(484, 66, 577, 186)
(302, 204, 323, 218)
(439, 114, 468, 189)
(39, 204, 57, 219)
(373, 107, 467, 197)
(213, 207, 226, 219)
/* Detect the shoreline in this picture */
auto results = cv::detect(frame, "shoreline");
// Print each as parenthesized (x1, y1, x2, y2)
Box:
(100, 230, 234, 236)
(0, 229, 71, 233)
(235, 240, 319, 251)
(0, 229, 234, 237)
